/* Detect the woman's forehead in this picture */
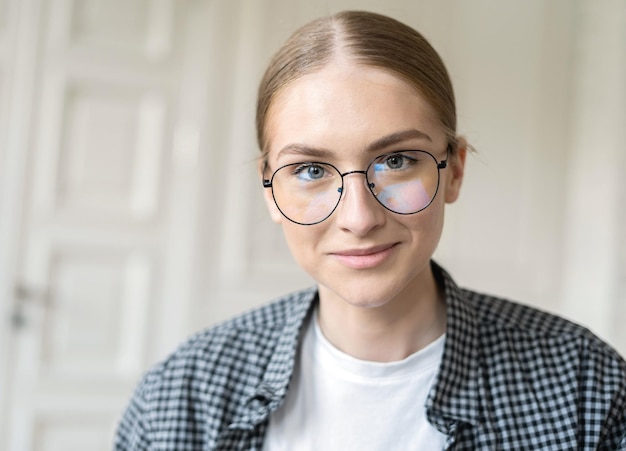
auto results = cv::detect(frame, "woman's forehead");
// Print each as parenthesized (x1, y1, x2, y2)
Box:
(264, 61, 446, 160)
(273, 59, 421, 106)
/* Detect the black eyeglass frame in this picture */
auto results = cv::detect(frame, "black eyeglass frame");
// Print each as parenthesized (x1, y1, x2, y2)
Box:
(262, 146, 451, 226)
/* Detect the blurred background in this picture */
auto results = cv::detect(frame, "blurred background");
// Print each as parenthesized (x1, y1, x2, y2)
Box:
(0, 0, 624, 449)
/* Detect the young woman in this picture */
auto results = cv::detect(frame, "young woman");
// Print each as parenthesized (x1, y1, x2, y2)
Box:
(115, 11, 626, 450)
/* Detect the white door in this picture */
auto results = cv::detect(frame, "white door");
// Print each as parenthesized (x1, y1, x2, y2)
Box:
(0, 0, 211, 449)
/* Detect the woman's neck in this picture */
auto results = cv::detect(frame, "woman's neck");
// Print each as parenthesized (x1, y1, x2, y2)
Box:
(317, 266, 446, 362)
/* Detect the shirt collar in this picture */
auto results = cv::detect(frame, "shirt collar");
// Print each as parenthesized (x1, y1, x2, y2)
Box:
(234, 288, 317, 428)
(426, 261, 482, 430)
(261, 287, 318, 403)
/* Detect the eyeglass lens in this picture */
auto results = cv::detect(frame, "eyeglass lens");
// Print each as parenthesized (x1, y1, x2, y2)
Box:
(269, 150, 441, 225)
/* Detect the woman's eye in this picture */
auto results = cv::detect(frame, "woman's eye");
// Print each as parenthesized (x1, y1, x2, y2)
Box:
(384, 154, 410, 170)
(294, 164, 326, 180)
(308, 166, 324, 179)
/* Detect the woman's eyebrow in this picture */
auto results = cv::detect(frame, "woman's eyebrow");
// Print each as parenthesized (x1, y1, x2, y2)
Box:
(276, 144, 333, 160)
(367, 129, 432, 153)
(276, 129, 432, 160)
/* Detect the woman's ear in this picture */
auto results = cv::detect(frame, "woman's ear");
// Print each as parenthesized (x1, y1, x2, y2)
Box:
(263, 188, 284, 223)
(259, 159, 284, 223)
(444, 137, 467, 204)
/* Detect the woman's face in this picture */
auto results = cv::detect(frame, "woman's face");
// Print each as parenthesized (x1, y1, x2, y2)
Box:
(262, 59, 465, 310)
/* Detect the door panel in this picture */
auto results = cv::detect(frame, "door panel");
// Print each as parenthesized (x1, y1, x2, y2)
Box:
(31, 412, 115, 451)
(35, 77, 166, 221)
(41, 248, 152, 379)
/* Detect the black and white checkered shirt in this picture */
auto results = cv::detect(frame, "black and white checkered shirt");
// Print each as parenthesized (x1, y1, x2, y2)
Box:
(115, 263, 626, 450)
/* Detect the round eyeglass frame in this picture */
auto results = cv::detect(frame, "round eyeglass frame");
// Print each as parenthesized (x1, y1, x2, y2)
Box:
(262, 146, 450, 226)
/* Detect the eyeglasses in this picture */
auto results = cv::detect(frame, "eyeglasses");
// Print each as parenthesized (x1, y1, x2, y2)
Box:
(263, 148, 449, 225)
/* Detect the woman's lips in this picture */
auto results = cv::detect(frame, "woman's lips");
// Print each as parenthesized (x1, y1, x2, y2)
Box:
(330, 243, 398, 269)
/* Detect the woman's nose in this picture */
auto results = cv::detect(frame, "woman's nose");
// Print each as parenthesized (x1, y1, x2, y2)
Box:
(334, 173, 386, 236)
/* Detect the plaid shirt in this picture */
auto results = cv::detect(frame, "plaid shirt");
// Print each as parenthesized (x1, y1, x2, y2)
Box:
(115, 263, 626, 450)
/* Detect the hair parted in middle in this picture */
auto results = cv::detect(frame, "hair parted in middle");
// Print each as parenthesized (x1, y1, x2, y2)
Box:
(256, 10, 457, 159)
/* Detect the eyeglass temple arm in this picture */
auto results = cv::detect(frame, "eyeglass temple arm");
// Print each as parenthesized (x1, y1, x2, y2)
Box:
(261, 160, 272, 187)
(437, 144, 452, 169)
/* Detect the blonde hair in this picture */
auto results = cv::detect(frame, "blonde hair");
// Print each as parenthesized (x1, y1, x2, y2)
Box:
(256, 10, 457, 158)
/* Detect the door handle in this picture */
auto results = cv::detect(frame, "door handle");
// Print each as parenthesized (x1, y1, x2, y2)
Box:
(14, 283, 50, 303)
(11, 283, 52, 329)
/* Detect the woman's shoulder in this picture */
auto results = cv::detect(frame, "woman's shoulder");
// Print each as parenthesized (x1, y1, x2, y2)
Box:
(449, 287, 625, 448)
(115, 288, 316, 448)
(463, 287, 624, 360)
(138, 287, 317, 395)
(461, 287, 626, 407)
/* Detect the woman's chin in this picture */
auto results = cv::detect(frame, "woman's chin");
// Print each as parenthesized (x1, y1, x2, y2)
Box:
(318, 281, 402, 311)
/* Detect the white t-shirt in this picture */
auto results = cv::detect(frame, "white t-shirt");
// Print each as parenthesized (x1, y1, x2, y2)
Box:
(263, 311, 447, 451)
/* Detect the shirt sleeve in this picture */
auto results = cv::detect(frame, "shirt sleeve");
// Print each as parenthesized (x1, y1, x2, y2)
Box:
(604, 409, 626, 451)
(114, 381, 152, 451)
(582, 339, 626, 451)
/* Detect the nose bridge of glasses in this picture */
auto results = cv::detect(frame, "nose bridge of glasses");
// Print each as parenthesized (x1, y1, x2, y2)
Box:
(340, 169, 368, 178)
(337, 169, 375, 194)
